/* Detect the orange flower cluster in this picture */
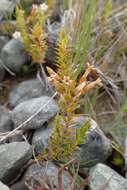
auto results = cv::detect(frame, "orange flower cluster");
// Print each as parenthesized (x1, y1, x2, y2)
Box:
(75, 63, 102, 96)
(47, 62, 102, 119)
(48, 62, 102, 98)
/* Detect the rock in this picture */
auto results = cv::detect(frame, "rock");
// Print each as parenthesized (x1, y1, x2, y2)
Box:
(1, 39, 28, 73)
(12, 96, 59, 130)
(0, 142, 32, 184)
(0, 106, 22, 143)
(9, 78, 53, 108)
(11, 161, 72, 190)
(0, 0, 19, 19)
(32, 123, 52, 155)
(46, 22, 61, 65)
(0, 59, 5, 81)
(89, 163, 127, 190)
(73, 117, 112, 167)
(0, 181, 10, 190)
(0, 106, 13, 133)
(10, 180, 28, 190)
(8, 131, 24, 143)
(0, 36, 9, 52)
(47, 22, 61, 44)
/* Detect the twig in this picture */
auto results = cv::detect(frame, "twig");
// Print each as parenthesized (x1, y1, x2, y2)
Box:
(97, 111, 117, 116)
(57, 159, 76, 190)
(70, 161, 79, 190)
(0, 130, 23, 139)
(9, 159, 36, 186)
(0, 92, 58, 142)
(57, 166, 64, 190)
(0, 59, 16, 76)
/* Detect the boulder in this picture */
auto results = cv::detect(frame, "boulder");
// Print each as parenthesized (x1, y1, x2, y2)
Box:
(47, 22, 61, 44)
(9, 78, 53, 108)
(0, 0, 19, 19)
(12, 96, 59, 130)
(0, 36, 9, 52)
(0, 59, 5, 82)
(73, 117, 112, 167)
(0, 106, 13, 133)
(0, 142, 32, 184)
(11, 161, 72, 190)
(89, 163, 127, 190)
(32, 123, 52, 155)
(1, 39, 28, 73)
(0, 181, 10, 190)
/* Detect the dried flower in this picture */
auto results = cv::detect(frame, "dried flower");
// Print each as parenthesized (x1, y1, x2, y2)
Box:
(40, 3, 48, 12)
(12, 31, 22, 40)
(32, 4, 38, 10)
(80, 62, 96, 83)
(32, 3, 48, 12)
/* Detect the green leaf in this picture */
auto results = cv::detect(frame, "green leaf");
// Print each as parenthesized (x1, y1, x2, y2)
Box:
(76, 120, 91, 145)
(103, 0, 113, 18)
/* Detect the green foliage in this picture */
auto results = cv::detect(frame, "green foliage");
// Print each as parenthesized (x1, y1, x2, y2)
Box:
(20, 0, 33, 14)
(39, 115, 92, 161)
(72, 0, 97, 79)
(49, 114, 77, 160)
(111, 152, 124, 167)
(103, 0, 113, 19)
(105, 98, 127, 148)
(84, 89, 99, 116)
(121, 100, 127, 113)
(76, 120, 91, 145)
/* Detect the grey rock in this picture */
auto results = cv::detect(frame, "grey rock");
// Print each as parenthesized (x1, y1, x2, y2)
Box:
(0, 181, 10, 190)
(0, 106, 13, 133)
(0, 59, 5, 81)
(46, 22, 61, 65)
(89, 163, 127, 190)
(8, 131, 24, 143)
(0, 0, 19, 19)
(32, 123, 52, 155)
(9, 78, 53, 108)
(11, 161, 72, 190)
(73, 117, 112, 167)
(12, 96, 59, 130)
(1, 39, 28, 73)
(10, 180, 28, 190)
(47, 22, 61, 44)
(0, 36, 9, 51)
(0, 142, 32, 184)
